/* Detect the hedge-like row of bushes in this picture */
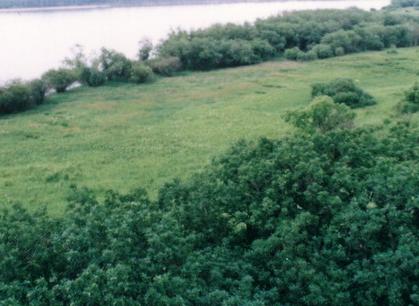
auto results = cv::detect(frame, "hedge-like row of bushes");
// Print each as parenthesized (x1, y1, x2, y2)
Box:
(0, 80, 46, 114)
(157, 9, 419, 68)
(0, 47, 183, 115)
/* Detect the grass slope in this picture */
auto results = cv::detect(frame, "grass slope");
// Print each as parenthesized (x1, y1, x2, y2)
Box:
(1, 48, 419, 214)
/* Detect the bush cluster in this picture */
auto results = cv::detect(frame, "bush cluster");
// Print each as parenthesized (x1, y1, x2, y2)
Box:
(401, 81, 419, 112)
(311, 78, 376, 108)
(0, 112, 418, 304)
(157, 9, 419, 69)
(0, 79, 47, 114)
(42, 68, 77, 93)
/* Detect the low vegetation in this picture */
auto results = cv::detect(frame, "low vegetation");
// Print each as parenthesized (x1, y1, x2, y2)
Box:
(400, 81, 419, 112)
(1, 47, 418, 212)
(0, 99, 418, 304)
(311, 78, 376, 108)
(1, 1, 419, 303)
(0, 80, 46, 114)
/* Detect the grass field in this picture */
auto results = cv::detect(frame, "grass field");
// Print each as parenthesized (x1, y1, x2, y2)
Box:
(1, 47, 419, 214)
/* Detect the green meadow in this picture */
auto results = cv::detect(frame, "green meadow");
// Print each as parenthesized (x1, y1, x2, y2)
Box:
(1, 47, 418, 214)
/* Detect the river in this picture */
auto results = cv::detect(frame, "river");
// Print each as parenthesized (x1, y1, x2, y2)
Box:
(0, 0, 390, 82)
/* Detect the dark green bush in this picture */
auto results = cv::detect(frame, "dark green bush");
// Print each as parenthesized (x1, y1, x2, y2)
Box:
(284, 47, 301, 60)
(285, 96, 355, 133)
(312, 78, 376, 108)
(391, 0, 419, 8)
(130, 62, 155, 84)
(297, 50, 318, 61)
(138, 38, 153, 61)
(155, 9, 419, 70)
(29, 79, 47, 105)
(99, 48, 133, 81)
(400, 82, 419, 112)
(0, 80, 47, 114)
(42, 68, 77, 93)
(311, 43, 334, 59)
(79, 66, 106, 87)
(147, 56, 182, 76)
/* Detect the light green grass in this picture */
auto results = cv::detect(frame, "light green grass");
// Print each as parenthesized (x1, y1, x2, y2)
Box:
(1, 48, 419, 214)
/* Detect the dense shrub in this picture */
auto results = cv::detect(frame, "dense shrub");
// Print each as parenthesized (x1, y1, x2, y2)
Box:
(130, 62, 155, 84)
(296, 49, 318, 61)
(311, 43, 334, 59)
(0, 116, 418, 304)
(285, 96, 355, 133)
(401, 82, 419, 112)
(312, 78, 376, 108)
(284, 47, 301, 60)
(79, 66, 107, 87)
(138, 38, 153, 61)
(155, 9, 419, 70)
(99, 48, 133, 81)
(147, 56, 182, 76)
(391, 0, 419, 7)
(28, 79, 47, 105)
(0, 80, 47, 114)
(42, 68, 77, 93)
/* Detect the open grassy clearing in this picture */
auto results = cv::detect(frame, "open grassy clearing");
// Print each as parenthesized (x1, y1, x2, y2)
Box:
(1, 47, 418, 214)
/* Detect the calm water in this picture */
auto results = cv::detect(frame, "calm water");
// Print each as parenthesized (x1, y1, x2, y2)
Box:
(0, 0, 390, 82)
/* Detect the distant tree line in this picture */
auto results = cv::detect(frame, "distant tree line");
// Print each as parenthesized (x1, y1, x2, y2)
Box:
(390, 0, 419, 8)
(157, 8, 419, 69)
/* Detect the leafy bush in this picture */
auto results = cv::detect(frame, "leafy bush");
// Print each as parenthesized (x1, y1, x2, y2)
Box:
(296, 50, 318, 61)
(400, 82, 419, 112)
(391, 0, 419, 8)
(79, 66, 106, 87)
(155, 8, 419, 70)
(312, 78, 376, 108)
(29, 79, 47, 105)
(138, 38, 153, 61)
(284, 47, 300, 60)
(130, 62, 155, 84)
(147, 56, 182, 76)
(285, 96, 355, 133)
(99, 48, 133, 81)
(0, 80, 47, 114)
(311, 43, 334, 59)
(42, 68, 77, 93)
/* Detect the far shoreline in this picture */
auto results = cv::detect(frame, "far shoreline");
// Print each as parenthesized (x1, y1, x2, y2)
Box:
(0, 0, 368, 13)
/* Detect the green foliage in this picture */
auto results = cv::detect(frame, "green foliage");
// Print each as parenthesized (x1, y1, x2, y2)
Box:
(401, 81, 419, 112)
(312, 78, 376, 108)
(0, 80, 46, 115)
(311, 43, 334, 59)
(284, 47, 300, 60)
(147, 56, 182, 76)
(99, 48, 133, 82)
(79, 66, 107, 87)
(296, 50, 318, 61)
(138, 38, 153, 61)
(391, 0, 419, 8)
(285, 96, 355, 133)
(42, 68, 77, 93)
(130, 62, 155, 84)
(0, 119, 418, 304)
(156, 9, 419, 70)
